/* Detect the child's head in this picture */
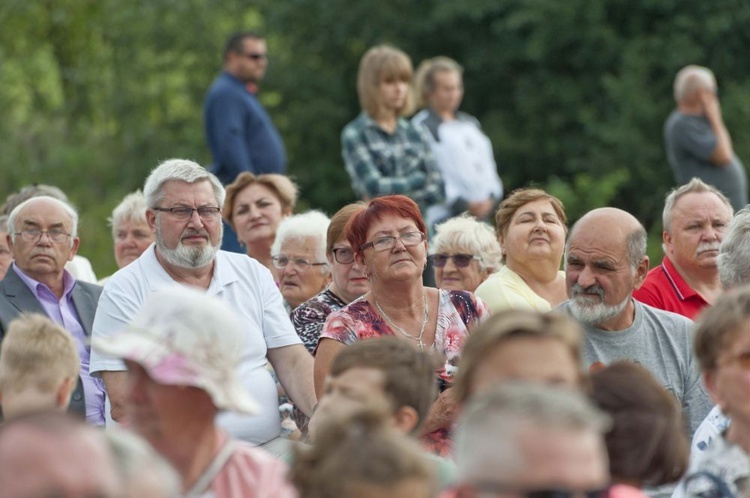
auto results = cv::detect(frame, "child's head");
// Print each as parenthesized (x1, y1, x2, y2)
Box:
(292, 407, 436, 498)
(0, 314, 80, 419)
(357, 45, 414, 118)
(310, 336, 438, 439)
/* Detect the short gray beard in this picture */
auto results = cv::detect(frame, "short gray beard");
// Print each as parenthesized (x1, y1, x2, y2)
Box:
(155, 218, 222, 269)
(568, 283, 630, 326)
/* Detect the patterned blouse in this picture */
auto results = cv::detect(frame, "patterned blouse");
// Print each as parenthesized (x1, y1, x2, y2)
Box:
(290, 288, 347, 353)
(319, 289, 490, 456)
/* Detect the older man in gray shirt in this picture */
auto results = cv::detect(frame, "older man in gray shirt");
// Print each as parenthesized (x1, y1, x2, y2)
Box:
(665, 65, 747, 211)
(558, 207, 712, 438)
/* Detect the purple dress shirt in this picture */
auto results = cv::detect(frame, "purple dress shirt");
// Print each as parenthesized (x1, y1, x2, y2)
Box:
(12, 264, 106, 425)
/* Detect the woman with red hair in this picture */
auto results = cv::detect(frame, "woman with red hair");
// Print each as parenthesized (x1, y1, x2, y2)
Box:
(313, 195, 489, 456)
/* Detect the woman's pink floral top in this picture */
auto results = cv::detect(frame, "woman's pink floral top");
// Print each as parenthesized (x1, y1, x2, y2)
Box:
(319, 289, 489, 457)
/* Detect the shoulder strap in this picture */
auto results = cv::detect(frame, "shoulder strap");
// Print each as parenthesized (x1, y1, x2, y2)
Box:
(684, 470, 736, 498)
(184, 439, 237, 498)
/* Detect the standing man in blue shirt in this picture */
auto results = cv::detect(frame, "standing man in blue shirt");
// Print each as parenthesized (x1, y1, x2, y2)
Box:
(204, 32, 287, 252)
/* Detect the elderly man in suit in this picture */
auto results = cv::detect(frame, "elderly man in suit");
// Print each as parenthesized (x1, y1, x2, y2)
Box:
(0, 196, 104, 424)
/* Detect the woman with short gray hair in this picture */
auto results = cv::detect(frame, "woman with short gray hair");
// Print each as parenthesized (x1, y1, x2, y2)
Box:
(429, 214, 501, 293)
(271, 211, 331, 312)
(107, 190, 154, 273)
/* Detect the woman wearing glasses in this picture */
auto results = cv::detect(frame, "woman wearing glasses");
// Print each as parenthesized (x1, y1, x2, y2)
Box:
(475, 188, 568, 313)
(429, 214, 502, 293)
(271, 211, 332, 313)
(291, 203, 369, 353)
(314, 195, 489, 456)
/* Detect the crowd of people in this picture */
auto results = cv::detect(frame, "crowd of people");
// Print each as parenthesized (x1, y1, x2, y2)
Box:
(0, 31, 748, 498)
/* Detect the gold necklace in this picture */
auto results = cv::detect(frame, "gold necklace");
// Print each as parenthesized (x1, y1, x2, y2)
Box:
(374, 294, 429, 350)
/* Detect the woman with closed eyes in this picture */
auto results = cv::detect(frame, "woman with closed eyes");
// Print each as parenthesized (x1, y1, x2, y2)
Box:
(314, 195, 489, 457)
(475, 188, 569, 313)
(223, 172, 297, 274)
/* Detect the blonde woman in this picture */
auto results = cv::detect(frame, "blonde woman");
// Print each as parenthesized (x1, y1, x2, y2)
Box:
(341, 45, 444, 213)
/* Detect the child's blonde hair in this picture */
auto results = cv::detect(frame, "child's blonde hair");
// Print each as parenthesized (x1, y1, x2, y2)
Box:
(0, 314, 80, 394)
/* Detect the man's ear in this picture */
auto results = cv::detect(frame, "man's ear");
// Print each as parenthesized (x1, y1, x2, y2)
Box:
(68, 237, 80, 261)
(662, 230, 672, 250)
(392, 405, 420, 435)
(146, 209, 157, 231)
(703, 370, 725, 409)
(632, 256, 650, 291)
(56, 377, 77, 411)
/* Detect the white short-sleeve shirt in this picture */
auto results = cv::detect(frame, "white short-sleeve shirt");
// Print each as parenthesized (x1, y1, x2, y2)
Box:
(90, 244, 301, 444)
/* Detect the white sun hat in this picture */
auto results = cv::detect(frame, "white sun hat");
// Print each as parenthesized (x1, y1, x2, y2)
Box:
(93, 286, 259, 415)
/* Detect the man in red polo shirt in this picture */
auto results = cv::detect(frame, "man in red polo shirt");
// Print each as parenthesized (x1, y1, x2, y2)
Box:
(634, 178, 733, 319)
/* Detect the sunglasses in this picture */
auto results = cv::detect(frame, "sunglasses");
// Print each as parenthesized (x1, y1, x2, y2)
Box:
(429, 253, 479, 268)
(243, 52, 268, 61)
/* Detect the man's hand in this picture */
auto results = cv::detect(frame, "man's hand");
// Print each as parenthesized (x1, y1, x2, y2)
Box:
(699, 88, 722, 121)
(419, 387, 459, 435)
(698, 88, 733, 165)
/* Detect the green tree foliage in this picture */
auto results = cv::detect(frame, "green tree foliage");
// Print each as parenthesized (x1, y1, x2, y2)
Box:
(0, 0, 747, 275)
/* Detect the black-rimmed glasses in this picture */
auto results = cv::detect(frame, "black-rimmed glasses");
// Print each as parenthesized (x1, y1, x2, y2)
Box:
(360, 231, 425, 252)
(429, 253, 479, 268)
(272, 255, 328, 272)
(332, 247, 355, 264)
(153, 207, 221, 221)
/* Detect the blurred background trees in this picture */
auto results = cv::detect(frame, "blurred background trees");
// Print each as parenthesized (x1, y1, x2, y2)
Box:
(1, 0, 747, 275)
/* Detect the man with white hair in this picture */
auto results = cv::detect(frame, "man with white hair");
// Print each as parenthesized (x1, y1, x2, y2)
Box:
(0, 196, 105, 424)
(449, 383, 610, 498)
(559, 207, 712, 437)
(90, 159, 316, 455)
(665, 65, 747, 211)
(634, 178, 733, 319)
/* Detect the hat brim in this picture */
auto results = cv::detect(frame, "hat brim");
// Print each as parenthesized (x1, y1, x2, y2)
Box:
(92, 329, 260, 416)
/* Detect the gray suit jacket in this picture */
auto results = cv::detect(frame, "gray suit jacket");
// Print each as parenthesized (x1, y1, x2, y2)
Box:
(0, 267, 102, 418)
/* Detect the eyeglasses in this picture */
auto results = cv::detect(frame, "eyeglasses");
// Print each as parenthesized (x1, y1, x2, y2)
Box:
(15, 228, 71, 244)
(360, 231, 425, 252)
(153, 207, 221, 221)
(470, 481, 611, 498)
(243, 52, 268, 61)
(331, 247, 355, 264)
(430, 253, 479, 268)
(272, 255, 328, 272)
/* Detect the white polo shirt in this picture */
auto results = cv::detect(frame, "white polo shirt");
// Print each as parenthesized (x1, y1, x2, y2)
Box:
(90, 244, 301, 444)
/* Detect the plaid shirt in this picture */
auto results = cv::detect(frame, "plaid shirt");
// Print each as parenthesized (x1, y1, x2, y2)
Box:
(341, 113, 445, 211)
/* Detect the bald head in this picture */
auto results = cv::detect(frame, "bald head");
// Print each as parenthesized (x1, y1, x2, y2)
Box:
(565, 208, 649, 330)
(567, 208, 647, 269)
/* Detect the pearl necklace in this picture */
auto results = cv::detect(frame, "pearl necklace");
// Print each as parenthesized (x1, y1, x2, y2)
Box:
(374, 294, 429, 350)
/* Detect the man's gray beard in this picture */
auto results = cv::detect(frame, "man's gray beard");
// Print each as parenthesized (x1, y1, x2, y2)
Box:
(568, 292, 630, 326)
(155, 220, 221, 269)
